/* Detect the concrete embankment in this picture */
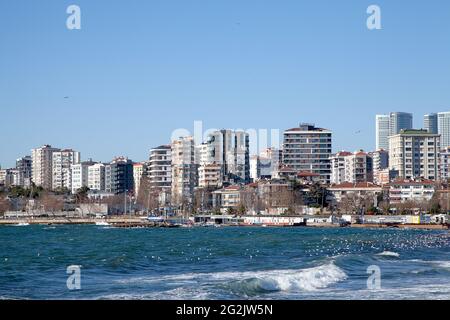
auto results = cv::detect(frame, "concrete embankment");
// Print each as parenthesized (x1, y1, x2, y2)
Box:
(0, 217, 145, 225)
(351, 223, 449, 230)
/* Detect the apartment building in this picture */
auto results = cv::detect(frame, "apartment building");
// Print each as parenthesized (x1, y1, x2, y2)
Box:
(88, 163, 106, 191)
(52, 149, 81, 191)
(31, 145, 61, 190)
(330, 151, 352, 184)
(71, 161, 95, 194)
(171, 136, 198, 207)
(105, 157, 134, 194)
(389, 179, 436, 204)
(389, 129, 440, 180)
(206, 130, 250, 184)
(133, 162, 148, 197)
(198, 163, 222, 189)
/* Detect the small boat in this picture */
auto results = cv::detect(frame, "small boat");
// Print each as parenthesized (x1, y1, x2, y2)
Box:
(95, 221, 110, 226)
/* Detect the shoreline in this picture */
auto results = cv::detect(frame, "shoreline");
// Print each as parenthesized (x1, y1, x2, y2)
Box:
(0, 218, 448, 230)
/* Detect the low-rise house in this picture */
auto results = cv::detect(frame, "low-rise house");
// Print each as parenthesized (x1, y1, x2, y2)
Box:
(328, 182, 383, 204)
(388, 179, 436, 204)
(211, 186, 242, 213)
(296, 171, 321, 184)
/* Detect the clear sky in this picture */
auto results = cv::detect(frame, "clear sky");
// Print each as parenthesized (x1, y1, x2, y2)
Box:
(1, 0, 450, 168)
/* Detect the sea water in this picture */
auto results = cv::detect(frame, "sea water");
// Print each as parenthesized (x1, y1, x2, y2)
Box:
(0, 225, 449, 300)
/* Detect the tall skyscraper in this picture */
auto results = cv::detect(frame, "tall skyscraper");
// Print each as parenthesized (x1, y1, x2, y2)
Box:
(389, 112, 413, 136)
(424, 113, 438, 134)
(438, 111, 450, 149)
(389, 129, 440, 180)
(206, 130, 250, 184)
(31, 145, 61, 190)
(282, 123, 332, 184)
(375, 115, 390, 150)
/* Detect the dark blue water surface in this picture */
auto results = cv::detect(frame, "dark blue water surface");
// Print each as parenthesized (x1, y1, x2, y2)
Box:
(0, 225, 449, 300)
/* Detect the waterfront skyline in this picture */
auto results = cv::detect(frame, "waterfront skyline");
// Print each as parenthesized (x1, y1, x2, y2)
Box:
(2, 1, 450, 167)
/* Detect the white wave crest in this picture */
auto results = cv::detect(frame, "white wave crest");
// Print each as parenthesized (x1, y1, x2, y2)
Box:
(231, 262, 347, 293)
(115, 262, 347, 294)
(377, 251, 400, 258)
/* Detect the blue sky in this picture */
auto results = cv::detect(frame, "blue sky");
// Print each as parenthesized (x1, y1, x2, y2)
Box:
(1, 0, 450, 167)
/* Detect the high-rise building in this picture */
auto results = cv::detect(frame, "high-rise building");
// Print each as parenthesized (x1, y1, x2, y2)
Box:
(440, 147, 450, 182)
(52, 149, 81, 191)
(198, 164, 223, 189)
(389, 129, 440, 180)
(0, 168, 16, 187)
(133, 162, 148, 197)
(71, 161, 95, 194)
(105, 157, 134, 194)
(344, 151, 373, 183)
(424, 113, 438, 134)
(149, 145, 172, 192)
(16, 156, 32, 188)
(88, 163, 106, 191)
(330, 151, 373, 184)
(282, 123, 332, 184)
(375, 115, 390, 151)
(390, 112, 413, 136)
(370, 149, 389, 185)
(31, 145, 61, 190)
(171, 136, 198, 207)
(206, 130, 250, 184)
(438, 112, 450, 149)
(330, 151, 352, 184)
(251, 148, 283, 181)
(195, 143, 209, 166)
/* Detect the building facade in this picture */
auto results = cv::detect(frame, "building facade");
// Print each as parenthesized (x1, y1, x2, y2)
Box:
(389, 129, 440, 180)
(438, 112, 450, 149)
(149, 145, 172, 192)
(283, 124, 332, 184)
(390, 112, 413, 136)
(133, 162, 148, 197)
(375, 114, 390, 151)
(52, 149, 81, 191)
(389, 179, 436, 204)
(206, 129, 250, 184)
(370, 149, 389, 185)
(330, 151, 352, 184)
(31, 145, 61, 190)
(424, 113, 438, 134)
(71, 161, 95, 194)
(171, 136, 198, 207)
(198, 163, 223, 189)
(105, 157, 134, 194)
(15, 156, 32, 187)
(88, 163, 106, 191)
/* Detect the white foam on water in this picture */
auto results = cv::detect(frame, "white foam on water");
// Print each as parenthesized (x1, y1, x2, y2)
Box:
(228, 262, 347, 293)
(115, 261, 347, 294)
(376, 251, 400, 258)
